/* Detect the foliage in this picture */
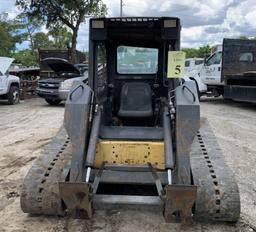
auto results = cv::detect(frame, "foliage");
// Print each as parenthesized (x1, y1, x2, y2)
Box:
(83, 51, 89, 62)
(239, 36, 249, 40)
(14, 12, 42, 53)
(238, 36, 256, 40)
(183, 37, 256, 59)
(48, 26, 72, 49)
(0, 12, 76, 65)
(0, 22, 15, 56)
(16, 0, 107, 62)
(33, 32, 54, 49)
(14, 29, 73, 66)
(0, 13, 23, 56)
(182, 45, 212, 58)
(13, 49, 37, 66)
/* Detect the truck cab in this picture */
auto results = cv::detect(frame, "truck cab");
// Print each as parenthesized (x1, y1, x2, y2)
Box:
(187, 45, 224, 97)
(201, 50, 222, 85)
(185, 58, 204, 74)
(0, 57, 20, 104)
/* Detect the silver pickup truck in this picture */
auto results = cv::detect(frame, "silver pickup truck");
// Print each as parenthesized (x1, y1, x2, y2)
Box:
(0, 57, 20, 104)
(37, 58, 88, 105)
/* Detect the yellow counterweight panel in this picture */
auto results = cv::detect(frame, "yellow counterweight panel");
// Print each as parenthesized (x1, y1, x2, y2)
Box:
(94, 140, 165, 170)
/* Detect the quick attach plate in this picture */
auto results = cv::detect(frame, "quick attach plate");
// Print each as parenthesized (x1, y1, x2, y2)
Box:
(59, 182, 92, 219)
(164, 185, 197, 223)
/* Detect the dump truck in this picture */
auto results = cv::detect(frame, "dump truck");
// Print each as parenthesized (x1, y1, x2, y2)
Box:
(222, 39, 256, 103)
(20, 17, 240, 223)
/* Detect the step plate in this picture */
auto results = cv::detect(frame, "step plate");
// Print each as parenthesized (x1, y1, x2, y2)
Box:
(93, 195, 163, 211)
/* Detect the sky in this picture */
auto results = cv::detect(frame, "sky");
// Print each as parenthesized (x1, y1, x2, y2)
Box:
(1, 0, 256, 50)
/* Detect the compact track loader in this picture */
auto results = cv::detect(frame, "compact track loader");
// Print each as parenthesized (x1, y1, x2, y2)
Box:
(21, 17, 240, 222)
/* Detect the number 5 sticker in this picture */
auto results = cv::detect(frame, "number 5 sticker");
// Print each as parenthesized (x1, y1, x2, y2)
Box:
(167, 51, 185, 78)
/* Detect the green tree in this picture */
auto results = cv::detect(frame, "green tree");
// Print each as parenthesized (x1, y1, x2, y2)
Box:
(13, 49, 37, 66)
(182, 45, 211, 58)
(16, 0, 107, 62)
(84, 51, 89, 62)
(33, 32, 54, 49)
(0, 13, 23, 56)
(0, 22, 15, 56)
(238, 36, 256, 40)
(239, 36, 249, 40)
(14, 12, 42, 54)
(48, 26, 72, 49)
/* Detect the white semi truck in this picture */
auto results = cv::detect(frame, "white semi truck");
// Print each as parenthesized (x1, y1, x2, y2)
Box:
(188, 39, 256, 103)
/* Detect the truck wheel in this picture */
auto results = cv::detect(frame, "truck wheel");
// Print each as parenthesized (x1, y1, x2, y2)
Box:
(8, 86, 20, 105)
(45, 99, 61, 106)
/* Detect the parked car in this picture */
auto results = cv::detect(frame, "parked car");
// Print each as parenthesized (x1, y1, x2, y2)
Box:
(37, 58, 88, 105)
(0, 57, 20, 104)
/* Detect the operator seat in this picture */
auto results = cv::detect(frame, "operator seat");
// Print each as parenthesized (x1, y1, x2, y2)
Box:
(118, 82, 153, 118)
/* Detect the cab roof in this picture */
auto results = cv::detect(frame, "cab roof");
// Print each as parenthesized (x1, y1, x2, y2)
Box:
(89, 17, 181, 45)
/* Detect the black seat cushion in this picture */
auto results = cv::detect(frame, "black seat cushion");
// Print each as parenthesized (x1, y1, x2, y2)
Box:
(100, 126, 163, 140)
(118, 82, 153, 118)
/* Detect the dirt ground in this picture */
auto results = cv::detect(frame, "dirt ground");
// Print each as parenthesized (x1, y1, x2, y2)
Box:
(0, 97, 256, 232)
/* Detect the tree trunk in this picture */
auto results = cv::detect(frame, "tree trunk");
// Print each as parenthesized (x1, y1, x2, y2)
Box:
(71, 26, 79, 64)
(27, 25, 35, 55)
(29, 34, 35, 55)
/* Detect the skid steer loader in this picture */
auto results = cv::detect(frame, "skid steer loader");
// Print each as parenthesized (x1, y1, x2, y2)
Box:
(21, 17, 240, 222)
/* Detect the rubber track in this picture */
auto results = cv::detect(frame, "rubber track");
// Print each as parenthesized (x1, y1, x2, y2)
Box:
(20, 126, 72, 215)
(20, 120, 240, 222)
(190, 119, 240, 222)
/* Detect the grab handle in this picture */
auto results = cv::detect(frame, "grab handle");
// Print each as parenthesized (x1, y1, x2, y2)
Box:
(69, 84, 84, 101)
(182, 85, 196, 102)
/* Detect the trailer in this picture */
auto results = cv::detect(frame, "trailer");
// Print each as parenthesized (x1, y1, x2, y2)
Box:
(9, 67, 40, 99)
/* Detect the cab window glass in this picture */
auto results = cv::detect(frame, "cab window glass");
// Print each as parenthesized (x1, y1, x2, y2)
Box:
(185, 60, 190, 67)
(117, 46, 158, 74)
(195, 60, 204, 65)
(239, 52, 253, 62)
(96, 43, 107, 87)
(206, 52, 222, 66)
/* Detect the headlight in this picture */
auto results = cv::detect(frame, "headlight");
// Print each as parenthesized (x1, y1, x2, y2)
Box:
(59, 79, 74, 90)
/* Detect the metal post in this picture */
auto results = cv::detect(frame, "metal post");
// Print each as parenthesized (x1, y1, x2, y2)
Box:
(85, 167, 91, 183)
(163, 107, 174, 169)
(120, 0, 123, 17)
(85, 105, 102, 167)
(167, 169, 172, 185)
